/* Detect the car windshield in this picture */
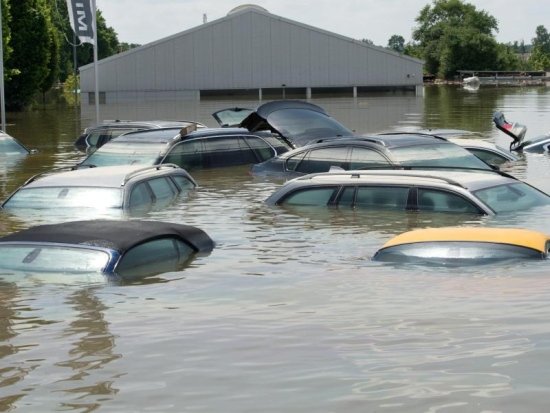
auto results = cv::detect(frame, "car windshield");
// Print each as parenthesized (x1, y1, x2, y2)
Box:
(267, 109, 353, 145)
(80, 143, 162, 167)
(3, 187, 122, 209)
(473, 182, 550, 213)
(0, 135, 28, 155)
(0, 244, 110, 273)
(390, 143, 491, 169)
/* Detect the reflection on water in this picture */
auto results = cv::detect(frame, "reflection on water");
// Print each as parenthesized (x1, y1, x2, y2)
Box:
(2, 87, 550, 411)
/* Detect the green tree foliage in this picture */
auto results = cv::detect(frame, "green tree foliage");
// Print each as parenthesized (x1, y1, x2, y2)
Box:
(412, 0, 499, 78)
(529, 25, 550, 70)
(0, 0, 18, 83)
(5, 0, 60, 109)
(387, 35, 405, 53)
(494, 43, 524, 71)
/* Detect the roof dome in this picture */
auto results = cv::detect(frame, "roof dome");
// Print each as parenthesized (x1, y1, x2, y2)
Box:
(227, 4, 269, 15)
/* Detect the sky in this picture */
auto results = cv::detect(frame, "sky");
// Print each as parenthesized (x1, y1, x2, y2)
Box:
(94, 0, 546, 47)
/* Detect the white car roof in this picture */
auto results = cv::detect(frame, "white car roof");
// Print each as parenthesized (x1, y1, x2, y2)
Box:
(23, 164, 186, 189)
(286, 169, 516, 192)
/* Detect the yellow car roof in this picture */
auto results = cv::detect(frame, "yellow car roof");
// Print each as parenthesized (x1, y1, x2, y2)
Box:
(382, 227, 550, 253)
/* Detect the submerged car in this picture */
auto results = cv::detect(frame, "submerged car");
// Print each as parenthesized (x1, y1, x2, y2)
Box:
(0, 131, 32, 155)
(265, 169, 550, 215)
(373, 227, 550, 265)
(493, 111, 550, 153)
(2, 164, 197, 216)
(0, 219, 214, 280)
(77, 125, 291, 170)
(252, 133, 493, 177)
(74, 119, 207, 152)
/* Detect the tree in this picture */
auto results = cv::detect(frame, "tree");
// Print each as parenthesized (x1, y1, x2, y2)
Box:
(5, 0, 60, 109)
(529, 25, 550, 70)
(387, 35, 405, 53)
(0, 0, 14, 81)
(412, 0, 499, 78)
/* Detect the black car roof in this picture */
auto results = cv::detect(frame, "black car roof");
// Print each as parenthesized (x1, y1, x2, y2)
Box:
(297, 134, 449, 151)
(114, 126, 259, 143)
(0, 220, 214, 253)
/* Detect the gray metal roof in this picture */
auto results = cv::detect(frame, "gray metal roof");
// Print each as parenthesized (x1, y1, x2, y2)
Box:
(80, 5, 423, 93)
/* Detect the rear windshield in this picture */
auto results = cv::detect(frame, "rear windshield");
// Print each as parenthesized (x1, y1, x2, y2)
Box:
(0, 244, 110, 273)
(80, 143, 163, 167)
(4, 187, 122, 209)
(267, 109, 353, 145)
(374, 241, 544, 264)
(390, 143, 491, 170)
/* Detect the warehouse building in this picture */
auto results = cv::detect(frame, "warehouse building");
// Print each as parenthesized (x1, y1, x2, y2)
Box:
(79, 4, 424, 106)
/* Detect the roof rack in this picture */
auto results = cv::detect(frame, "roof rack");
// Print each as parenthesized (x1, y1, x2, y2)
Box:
(21, 166, 78, 186)
(121, 163, 180, 186)
(299, 167, 508, 189)
(376, 131, 448, 141)
(179, 123, 198, 137)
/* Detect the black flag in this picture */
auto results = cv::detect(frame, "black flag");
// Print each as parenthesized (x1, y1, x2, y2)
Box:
(66, 0, 95, 45)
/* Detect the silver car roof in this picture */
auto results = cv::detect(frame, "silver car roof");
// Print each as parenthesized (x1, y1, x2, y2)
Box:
(21, 164, 192, 189)
(281, 169, 517, 192)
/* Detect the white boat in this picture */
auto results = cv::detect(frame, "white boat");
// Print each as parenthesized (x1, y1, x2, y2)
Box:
(463, 75, 480, 85)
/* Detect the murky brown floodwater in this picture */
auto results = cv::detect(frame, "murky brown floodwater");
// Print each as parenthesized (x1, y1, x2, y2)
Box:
(2, 86, 550, 412)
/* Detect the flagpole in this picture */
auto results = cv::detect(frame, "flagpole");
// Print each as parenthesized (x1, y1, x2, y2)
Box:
(92, 0, 99, 124)
(0, 1, 6, 132)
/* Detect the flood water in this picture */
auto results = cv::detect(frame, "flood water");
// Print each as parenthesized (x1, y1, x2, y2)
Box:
(2, 85, 550, 412)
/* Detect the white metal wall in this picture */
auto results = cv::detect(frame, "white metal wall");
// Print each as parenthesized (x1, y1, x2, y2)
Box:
(80, 8, 423, 93)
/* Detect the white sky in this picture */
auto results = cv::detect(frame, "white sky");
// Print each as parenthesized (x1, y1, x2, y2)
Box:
(94, 0, 546, 47)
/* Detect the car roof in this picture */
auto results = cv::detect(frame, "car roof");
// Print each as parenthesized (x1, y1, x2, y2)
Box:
(380, 227, 550, 253)
(286, 169, 516, 192)
(113, 126, 254, 143)
(113, 127, 184, 142)
(359, 133, 451, 148)
(21, 164, 189, 189)
(280, 134, 458, 155)
(86, 120, 204, 131)
(0, 219, 214, 253)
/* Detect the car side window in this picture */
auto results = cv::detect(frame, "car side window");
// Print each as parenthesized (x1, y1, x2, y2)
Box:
(349, 147, 392, 169)
(418, 188, 480, 213)
(245, 136, 276, 162)
(200, 137, 249, 167)
(164, 140, 204, 170)
(116, 237, 195, 278)
(148, 177, 177, 204)
(171, 175, 195, 191)
(294, 147, 349, 174)
(355, 186, 409, 210)
(285, 151, 308, 171)
(337, 186, 356, 207)
(128, 182, 153, 210)
(280, 187, 339, 206)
